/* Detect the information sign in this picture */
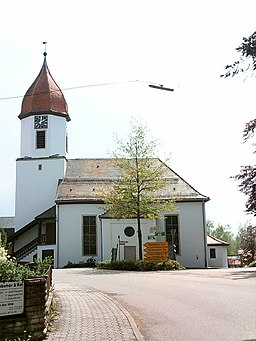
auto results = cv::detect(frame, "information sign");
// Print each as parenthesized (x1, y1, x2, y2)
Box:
(143, 242, 169, 263)
(144, 242, 168, 247)
(0, 282, 24, 316)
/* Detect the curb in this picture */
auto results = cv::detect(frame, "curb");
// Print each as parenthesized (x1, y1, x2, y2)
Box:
(104, 293, 145, 341)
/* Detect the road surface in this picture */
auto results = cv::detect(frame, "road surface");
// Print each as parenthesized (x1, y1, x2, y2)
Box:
(52, 267, 256, 341)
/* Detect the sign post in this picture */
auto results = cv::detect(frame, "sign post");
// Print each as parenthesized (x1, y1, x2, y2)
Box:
(0, 282, 24, 317)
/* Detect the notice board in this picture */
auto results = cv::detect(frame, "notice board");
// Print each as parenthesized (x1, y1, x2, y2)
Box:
(0, 282, 24, 316)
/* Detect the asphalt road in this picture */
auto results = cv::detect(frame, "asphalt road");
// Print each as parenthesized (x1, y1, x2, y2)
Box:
(52, 267, 256, 341)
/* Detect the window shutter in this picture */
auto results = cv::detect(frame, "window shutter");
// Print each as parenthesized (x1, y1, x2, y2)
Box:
(36, 130, 46, 149)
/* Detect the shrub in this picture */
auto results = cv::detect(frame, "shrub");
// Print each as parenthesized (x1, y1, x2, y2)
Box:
(0, 256, 52, 281)
(0, 245, 7, 260)
(96, 259, 184, 271)
(248, 260, 256, 267)
(63, 257, 96, 268)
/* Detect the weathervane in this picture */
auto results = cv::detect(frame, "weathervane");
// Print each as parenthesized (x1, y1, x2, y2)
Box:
(43, 42, 47, 56)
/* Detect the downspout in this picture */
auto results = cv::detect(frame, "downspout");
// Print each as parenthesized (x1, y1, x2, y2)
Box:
(56, 204, 60, 268)
(202, 199, 208, 268)
(99, 216, 103, 261)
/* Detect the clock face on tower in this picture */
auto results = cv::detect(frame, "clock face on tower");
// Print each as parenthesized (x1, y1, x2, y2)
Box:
(34, 115, 48, 129)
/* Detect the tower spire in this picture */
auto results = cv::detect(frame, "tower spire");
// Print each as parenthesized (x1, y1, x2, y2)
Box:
(43, 42, 47, 65)
(19, 44, 70, 121)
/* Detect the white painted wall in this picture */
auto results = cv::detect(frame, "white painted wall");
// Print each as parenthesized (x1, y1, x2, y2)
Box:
(15, 158, 66, 230)
(102, 219, 151, 261)
(207, 246, 228, 268)
(20, 115, 67, 158)
(57, 201, 207, 269)
(157, 202, 207, 268)
(57, 204, 105, 268)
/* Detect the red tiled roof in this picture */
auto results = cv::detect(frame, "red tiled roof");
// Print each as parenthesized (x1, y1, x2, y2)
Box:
(19, 53, 70, 121)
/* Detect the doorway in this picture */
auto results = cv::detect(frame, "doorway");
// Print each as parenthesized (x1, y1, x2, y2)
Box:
(124, 246, 136, 260)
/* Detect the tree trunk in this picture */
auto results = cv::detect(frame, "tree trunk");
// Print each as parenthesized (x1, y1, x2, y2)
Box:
(137, 216, 143, 260)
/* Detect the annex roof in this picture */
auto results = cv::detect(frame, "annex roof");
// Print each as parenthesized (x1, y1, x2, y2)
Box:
(19, 53, 70, 121)
(0, 217, 15, 237)
(207, 235, 229, 246)
(0, 217, 15, 229)
(56, 158, 210, 204)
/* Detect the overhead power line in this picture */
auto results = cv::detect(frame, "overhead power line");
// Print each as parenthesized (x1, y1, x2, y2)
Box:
(0, 80, 174, 101)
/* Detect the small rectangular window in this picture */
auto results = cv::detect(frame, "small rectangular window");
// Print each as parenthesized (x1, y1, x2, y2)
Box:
(83, 216, 97, 255)
(38, 164, 42, 171)
(210, 248, 216, 258)
(36, 130, 46, 149)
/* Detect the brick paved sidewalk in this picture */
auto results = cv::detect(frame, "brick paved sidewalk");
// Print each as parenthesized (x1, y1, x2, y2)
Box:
(46, 282, 144, 341)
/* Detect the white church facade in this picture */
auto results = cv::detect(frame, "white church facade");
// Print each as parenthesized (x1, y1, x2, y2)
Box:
(8, 53, 210, 268)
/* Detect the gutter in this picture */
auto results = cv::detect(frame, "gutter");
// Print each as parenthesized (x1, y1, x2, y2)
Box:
(56, 204, 60, 268)
(99, 215, 103, 261)
(202, 199, 208, 268)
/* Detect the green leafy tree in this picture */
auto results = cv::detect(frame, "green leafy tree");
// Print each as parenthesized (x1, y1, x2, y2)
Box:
(237, 224, 256, 265)
(206, 220, 238, 255)
(103, 121, 175, 260)
(221, 31, 256, 216)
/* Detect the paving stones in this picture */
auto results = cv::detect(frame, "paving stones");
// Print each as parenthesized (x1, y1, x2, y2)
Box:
(46, 283, 143, 341)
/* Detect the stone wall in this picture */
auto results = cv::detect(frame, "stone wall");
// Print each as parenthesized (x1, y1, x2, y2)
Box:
(0, 270, 52, 341)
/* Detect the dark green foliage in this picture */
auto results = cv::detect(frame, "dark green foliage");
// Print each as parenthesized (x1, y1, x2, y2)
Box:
(206, 220, 239, 255)
(248, 260, 256, 267)
(221, 31, 256, 78)
(96, 259, 184, 271)
(0, 256, 52, 281)
(0, 228, 7, 247)
(63, 257, 96, 268)
(237, 225, 256, 265)
(221, 31, 256, 216)
(233, 165, 256, 216)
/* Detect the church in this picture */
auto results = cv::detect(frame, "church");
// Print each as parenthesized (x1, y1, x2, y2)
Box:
(8, 52, 210, 268)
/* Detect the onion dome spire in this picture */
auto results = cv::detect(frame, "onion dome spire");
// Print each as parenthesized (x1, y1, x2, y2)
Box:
(19, 46, 70, 121)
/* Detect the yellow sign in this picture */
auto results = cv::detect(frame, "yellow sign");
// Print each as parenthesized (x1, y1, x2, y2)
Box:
(144, 250, 168, 256)
(144, 247, 168, 253)
(144, 242, 168, 247)
(144, 242, 169, 263)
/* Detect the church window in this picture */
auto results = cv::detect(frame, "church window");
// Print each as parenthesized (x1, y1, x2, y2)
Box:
(36, 130, 46, 149)
(83, 216, 97, 255)
(165, 215, 180, 254)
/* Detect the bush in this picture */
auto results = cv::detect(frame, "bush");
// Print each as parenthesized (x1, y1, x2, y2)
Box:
(0, 256, 52, 281)
(0, 245, 7, 260)
(96, 259, 184, 271)
(63, 257, 96, 268)
(248, 260, 256, 267)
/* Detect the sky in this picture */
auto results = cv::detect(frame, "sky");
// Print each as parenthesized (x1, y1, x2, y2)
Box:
(0, 0, 256, 234)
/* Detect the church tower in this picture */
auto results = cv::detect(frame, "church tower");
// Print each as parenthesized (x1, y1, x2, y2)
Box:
(15, 51, 70, 231)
